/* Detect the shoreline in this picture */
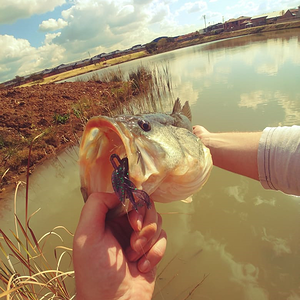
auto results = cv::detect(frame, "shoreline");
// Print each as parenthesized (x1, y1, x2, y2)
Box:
(19, 20, 300, 87)
(1, 23, 300, 198)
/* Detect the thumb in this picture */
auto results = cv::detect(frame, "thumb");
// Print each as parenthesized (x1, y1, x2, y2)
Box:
(76, 192, 120, 236)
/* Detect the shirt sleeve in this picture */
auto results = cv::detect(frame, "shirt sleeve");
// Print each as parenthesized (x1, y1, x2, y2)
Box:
(258, 126, 300, 196)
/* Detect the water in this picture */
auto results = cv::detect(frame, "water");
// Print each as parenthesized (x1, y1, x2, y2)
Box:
(2, 29, 300, 299)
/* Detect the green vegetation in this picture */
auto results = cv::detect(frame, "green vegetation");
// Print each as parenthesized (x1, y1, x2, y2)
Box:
(0, 64, 174, 193)
(0, 64, 175, 298)
(0, 137, 74, 299)
(53, 112, 70, 125)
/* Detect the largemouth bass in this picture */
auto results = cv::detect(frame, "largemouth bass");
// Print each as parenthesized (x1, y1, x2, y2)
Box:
(79, 99, 212, 212)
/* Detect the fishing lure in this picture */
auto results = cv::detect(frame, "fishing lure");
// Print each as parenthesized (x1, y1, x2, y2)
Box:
(110, 153, 151, 211)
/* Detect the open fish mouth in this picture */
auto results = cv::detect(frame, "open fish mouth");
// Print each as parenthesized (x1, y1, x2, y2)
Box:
(79, 116, 132, 202)
(79, 99, 213, 211)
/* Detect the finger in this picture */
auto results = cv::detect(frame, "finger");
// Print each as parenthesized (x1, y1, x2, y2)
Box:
(76, 192, 120, 237)
(138, 229, 167, 273)
(127, 205, 147, 232)
(193, 125, 208, 135)
(126, 211, 162, 261)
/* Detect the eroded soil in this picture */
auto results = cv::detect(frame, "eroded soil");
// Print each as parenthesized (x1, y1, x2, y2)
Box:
(0, 81, 130, 196)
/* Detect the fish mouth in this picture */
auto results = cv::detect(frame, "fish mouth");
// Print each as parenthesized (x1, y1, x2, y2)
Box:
(79, 115, 147, 202)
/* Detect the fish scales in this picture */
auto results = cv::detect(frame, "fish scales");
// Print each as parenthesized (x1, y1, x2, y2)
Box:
(79, 98, 213, 213)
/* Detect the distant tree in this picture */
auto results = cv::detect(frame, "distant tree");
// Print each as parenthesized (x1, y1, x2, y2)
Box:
(15, 75, 23, 86)
(30, 73, 44, 82)
(145, 42, 158, 54)
(166, 37, 175, 43)
(157, 38, 168, 49)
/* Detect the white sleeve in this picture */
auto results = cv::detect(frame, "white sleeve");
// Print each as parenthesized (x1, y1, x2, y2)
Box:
(258, 126, 300, 196)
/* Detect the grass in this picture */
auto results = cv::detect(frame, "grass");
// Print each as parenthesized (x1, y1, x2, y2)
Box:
(0, 63, 209, 299)
(0, 65, 164, 192)
(0, 136, 75, 299)
(53, 113, 70, 125)
(77, 63, 175, 116)
(0, 63, 174, 299)
(93, 63, 175, 116)
(19, 51, 148, 87)
(16, 20, 300, 90)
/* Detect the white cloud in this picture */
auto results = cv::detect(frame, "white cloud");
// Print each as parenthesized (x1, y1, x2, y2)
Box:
(262, 228, 292, 256)
(254, 196, 276, 206)
(239, 90, 300, 126)
(2, 0, 298, 83)
(51, 0, 194, 56)
(53, 0, 149, 54)
(39, 18, 68, 32)
(239, 90, 271, 109)
(225, 181, 249, 203)
(257, 0, 300, 14)
(178, 1, 207, 13)
(2, 0, 199, 82)
(0, 0, 66, 24)
(149, 2, 170, 23)
(44, 32, 62, 45)
(0, 35, 33, 61)
(226, 0, 299, 18)
(226, 1, 259, 17)
(193, 231, 269, 300)
(0, 34, 65, 81)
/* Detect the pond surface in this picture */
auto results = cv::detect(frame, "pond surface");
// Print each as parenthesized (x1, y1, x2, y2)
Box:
(2, 28, 300, 299)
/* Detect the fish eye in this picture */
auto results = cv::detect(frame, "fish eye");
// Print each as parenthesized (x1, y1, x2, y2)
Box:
(138, 119, 151, 132)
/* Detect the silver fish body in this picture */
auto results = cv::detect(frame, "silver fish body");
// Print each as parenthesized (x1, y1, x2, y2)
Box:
(79, 99, 212, 208)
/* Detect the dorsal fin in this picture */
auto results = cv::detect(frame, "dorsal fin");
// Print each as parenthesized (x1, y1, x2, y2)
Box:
(172, 98, 192, 121)
(181, 101, 192, 121)
(172, 98, 182, 114)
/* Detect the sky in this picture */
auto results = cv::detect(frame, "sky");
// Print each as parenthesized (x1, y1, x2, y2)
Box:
(0, 0, 299, 83)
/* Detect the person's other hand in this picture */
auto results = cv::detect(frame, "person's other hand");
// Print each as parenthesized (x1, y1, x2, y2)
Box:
(73, 192, 167, 300)
(193, 125, 211, 147)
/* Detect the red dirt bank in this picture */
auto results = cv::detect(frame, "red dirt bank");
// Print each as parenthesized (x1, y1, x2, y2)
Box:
(0, 81, 128, 197)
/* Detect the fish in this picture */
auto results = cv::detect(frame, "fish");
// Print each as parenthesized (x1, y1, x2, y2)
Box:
(79, 98, 213, 213)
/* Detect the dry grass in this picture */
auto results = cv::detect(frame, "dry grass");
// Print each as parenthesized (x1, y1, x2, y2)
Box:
(0, 63, 209, 299)
(0, 136, 75, 300)
(0, 64, 174, 299)
(20, 51, 148, 87)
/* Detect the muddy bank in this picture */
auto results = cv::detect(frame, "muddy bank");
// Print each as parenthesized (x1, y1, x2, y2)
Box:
(0, 81, 130, 196)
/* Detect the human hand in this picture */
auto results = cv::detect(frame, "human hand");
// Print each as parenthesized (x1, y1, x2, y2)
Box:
(193, 125, 211, 147)
(73, 192, 167, 300)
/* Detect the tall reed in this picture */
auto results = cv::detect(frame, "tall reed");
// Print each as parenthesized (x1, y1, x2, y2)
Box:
(0, 63, 174, 299)
(0, 135, 75, 299)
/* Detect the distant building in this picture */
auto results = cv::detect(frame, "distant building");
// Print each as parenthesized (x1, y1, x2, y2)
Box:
(251, 13, 268, 26)
(205, 23, 224, 33)
(297, 6, 300, 18)
(250, 9, 296, 26)
(281, 7, 300, 21)
(224, 16, 251, 31)
(130, 44, 145, 51)
(266, 10, 286, 24)
(56, 62, 76, 72)
(74, 59, 90, 69)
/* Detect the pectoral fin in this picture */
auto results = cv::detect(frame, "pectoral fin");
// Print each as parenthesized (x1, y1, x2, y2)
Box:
(181, 196, 193, 203)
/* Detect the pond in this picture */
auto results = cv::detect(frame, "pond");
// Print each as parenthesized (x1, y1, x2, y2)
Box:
(1, 28, 300, 299)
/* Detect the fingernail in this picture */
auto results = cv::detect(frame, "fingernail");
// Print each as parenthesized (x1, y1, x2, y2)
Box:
(139, 259, 151, 273)
(134, 236, 147, 252)
(136, 214, 143, 231)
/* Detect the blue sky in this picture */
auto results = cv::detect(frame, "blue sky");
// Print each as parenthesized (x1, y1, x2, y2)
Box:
(0, 0, 299, 83)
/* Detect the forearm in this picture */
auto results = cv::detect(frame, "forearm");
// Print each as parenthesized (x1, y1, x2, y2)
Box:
(199, 131, 262, 180)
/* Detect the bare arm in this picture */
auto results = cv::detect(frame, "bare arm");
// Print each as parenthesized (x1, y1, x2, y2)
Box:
(193, 125, 262, 181)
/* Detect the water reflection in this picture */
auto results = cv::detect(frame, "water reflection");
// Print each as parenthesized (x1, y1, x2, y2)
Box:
(3, 29, 300, 299)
